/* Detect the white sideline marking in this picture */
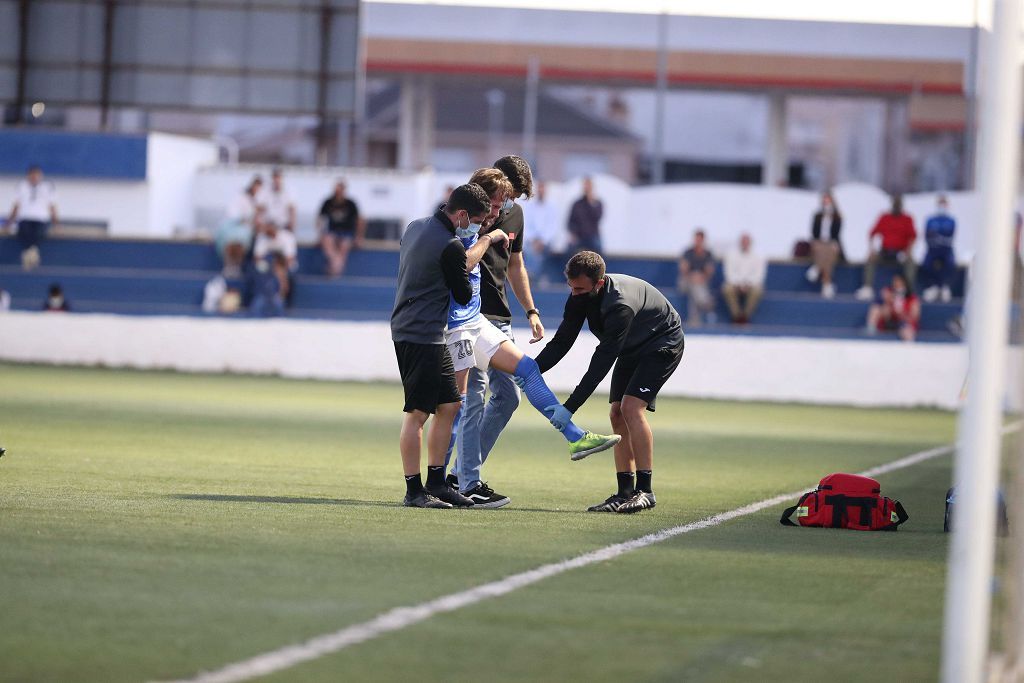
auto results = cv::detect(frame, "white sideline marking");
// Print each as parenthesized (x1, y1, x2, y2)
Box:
(163, 433, 1011, 683)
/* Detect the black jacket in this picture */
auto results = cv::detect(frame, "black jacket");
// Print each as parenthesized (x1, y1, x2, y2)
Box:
(535, 273, 683, 412)
(391, 210, 472, 344)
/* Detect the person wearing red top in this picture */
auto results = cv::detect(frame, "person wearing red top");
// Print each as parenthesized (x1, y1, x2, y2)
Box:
(866, 273, 920, 342)
(856, 195, 917, 300)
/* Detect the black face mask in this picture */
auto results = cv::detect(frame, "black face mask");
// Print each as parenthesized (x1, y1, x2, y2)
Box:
(572, 287, 600, 301)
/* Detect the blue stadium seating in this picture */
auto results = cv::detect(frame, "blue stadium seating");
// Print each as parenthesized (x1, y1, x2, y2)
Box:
(0, 235, 969, 342)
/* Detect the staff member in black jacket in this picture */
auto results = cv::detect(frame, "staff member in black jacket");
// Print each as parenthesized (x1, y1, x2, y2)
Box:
(535, 251, 685, 514)
(391, 183, 508, 509)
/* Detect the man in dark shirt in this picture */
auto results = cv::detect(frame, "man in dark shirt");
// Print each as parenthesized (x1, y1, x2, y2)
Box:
(567, 176, 604, 253)
(535, 251, 685, 513)
(678, 229, 717, 326)
(318, 179, 365, 277)
(446, 157, 545, 499)
(391, 183, 503, 509)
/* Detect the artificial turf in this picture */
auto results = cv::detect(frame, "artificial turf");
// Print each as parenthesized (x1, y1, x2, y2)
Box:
(0, 363, 958, 682)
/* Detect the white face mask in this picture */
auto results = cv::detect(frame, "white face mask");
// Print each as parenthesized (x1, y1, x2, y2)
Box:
(501, 197, 514, 212)
(456, 214, 482, 239)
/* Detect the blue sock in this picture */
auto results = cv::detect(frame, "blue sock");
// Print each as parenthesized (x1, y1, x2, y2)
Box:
(445, 394, 466, 470)
(514, 356, 585, 442)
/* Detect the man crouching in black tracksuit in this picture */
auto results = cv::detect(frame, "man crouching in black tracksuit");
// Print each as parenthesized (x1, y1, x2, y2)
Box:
(534, 251, 685, 513)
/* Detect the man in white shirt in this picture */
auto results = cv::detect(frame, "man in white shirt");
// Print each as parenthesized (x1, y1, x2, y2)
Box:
(7, 166, 58, 270)
(521, 180, 559, 285)
(252, 221, 298, 272)
(722, 233, 767, 324)
(261, 168, 296, 233)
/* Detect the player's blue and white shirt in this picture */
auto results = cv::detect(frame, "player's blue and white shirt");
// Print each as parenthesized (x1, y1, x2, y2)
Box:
(448, 234, 482, 329)
(925, 213, 956, 250)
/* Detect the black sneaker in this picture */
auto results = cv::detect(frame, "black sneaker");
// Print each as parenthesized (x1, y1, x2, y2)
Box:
(426, 484, 475, 508)
(587, 493, 628, 512)
(616, 490, 657, 514)
(403, 491, 452, 509)
(446, 472, 460, 490)
(463, 482, 511, 509)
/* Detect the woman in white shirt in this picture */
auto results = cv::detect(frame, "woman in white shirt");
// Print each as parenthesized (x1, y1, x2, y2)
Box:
(216, 176, 264, 274)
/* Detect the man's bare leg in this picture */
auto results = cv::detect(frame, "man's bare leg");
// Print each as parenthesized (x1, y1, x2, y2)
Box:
(585, 401, 639, 512)
(615, 395, 657, 513)
(400, 409, 429, 476)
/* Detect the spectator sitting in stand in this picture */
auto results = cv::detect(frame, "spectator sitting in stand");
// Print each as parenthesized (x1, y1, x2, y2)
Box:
(43, 283, 70, 312)
(856, 194, 917, 300)
(318, 179, 365, 277)
(866, 273, 920, 342)
(722, 233, 766, 325)
(805, 190, 843, 298)
(216, 175, 264, 277)
(7, 165, 58, 271)
(247, 253, 289, 318)
(921, 194, 957, 303)
(261, 167, 296, 233)
(253, 221, 298, 305)
(677, 228, 717, 327)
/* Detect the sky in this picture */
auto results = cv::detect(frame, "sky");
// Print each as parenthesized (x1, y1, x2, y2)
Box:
(368, 0, 983, 27)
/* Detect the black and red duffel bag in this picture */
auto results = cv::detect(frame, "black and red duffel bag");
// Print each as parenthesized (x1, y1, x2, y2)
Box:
(780, 473, 909, 531)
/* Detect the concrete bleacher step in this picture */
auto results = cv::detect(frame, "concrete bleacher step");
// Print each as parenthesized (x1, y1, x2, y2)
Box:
(763, 261, 967, 298)
(0, 235, 398, 278)
(0, 235, 975, 342)
(528, 287, 962, 333)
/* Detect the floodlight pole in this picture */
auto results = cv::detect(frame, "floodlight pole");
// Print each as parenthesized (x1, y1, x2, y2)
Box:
(651, 10, 668, 185)
(941, 1, 1023, 682)
(523, 57, 540, 169)
(13, 0, 29, 125)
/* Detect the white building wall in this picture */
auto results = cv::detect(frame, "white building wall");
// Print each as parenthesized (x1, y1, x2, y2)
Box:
(0, 312, 1008, 411)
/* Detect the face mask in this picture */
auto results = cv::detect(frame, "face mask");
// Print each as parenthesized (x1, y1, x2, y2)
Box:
(572, 286, 601, 300)
(456, 216, 482, 239)
(501, 198, 514, 212)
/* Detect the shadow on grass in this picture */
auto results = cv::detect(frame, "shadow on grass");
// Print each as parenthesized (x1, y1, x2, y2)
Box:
(166, 493, 567, 514)
(168, 493, 398, 508)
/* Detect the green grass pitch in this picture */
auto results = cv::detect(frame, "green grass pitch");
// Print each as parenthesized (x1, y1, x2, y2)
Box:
(0, 363, 958, 682)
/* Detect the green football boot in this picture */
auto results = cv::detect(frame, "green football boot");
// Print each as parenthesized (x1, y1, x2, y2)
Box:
(568, 432, 621, 461)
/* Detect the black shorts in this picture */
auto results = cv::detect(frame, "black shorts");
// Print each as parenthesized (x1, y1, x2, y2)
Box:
(394, 341, 461, 414)
(609, 340, 684, 412)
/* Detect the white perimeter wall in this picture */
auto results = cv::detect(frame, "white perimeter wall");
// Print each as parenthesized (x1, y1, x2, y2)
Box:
(0, 132, 217, 238)
(194, 166, 1007, 264)
(2, 312, 1015, 412)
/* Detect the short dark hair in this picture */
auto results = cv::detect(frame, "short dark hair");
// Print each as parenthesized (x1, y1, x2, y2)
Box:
(565, 250, 606, 282)
(493, 155, 534, 198)
(447, 183, 490, 218)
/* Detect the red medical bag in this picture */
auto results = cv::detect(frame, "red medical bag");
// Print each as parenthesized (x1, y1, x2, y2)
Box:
(780, 473, 908, 531)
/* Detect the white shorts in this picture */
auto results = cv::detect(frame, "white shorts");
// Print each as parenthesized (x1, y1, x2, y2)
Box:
(444, 317, 510, 372)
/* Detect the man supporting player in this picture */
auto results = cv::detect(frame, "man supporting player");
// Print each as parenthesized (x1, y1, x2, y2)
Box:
(447, 157, 546, 502)
(391, 183, 494, 509)
(534, 252, 685, 513)
(445, 170, 620, 507)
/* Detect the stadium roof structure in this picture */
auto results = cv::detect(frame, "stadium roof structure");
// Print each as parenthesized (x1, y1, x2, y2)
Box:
(364, 2, 972, 130)
(364, 83, 638, 140)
